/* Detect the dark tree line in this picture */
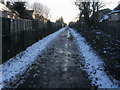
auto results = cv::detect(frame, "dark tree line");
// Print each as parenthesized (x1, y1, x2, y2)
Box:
(12, 2, 29, 19)
(56, 17, 66, 27)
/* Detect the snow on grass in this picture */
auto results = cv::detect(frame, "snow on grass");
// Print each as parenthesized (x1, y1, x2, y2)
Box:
(69, 28, 118, 88)
(0, 28, 65, 89)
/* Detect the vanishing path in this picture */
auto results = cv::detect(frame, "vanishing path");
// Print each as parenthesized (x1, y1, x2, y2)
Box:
(14, 29, 92, 88)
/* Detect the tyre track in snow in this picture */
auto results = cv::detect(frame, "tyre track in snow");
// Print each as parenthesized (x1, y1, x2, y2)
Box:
(13, 29, 92, 88)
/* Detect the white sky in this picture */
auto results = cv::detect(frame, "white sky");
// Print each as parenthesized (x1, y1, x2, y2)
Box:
(5, 0, 120, 23)
(28, 0, 79, 23)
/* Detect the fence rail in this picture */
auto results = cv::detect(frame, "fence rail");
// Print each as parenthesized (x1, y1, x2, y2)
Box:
(2, 18, 62, 63)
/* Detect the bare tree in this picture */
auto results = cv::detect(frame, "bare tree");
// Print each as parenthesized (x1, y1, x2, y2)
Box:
(31, 2, 50, 20)
(75, 0, 104, 26)
(43, 5, 50, 19)
(91, 0, 105, 16)
(75, 0, 91, 25)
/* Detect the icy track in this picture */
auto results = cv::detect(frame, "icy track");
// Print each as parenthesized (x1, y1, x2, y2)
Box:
(0, 28, 65, 89)
(69, 28, 118, 88)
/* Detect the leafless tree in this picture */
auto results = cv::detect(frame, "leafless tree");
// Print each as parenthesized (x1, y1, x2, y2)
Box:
(31, 2, 50, 19)
(43, 5, 50, 19)
(75, 0, 105, 26)
(75, 0, 91, 25)
(91, 0, 105, 16)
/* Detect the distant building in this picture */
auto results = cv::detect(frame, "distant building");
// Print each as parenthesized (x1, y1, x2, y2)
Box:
(0, 2, 11, 18)
(99, 4, 120, 22)
(93, 9, 111, 22)
(98, 9, 111, 21)
(108, 10, 120, 21)
(0, 1, 19, 19)
(32, 12, 48, 23)
(108, 4, 120, 21)
(114, 4, 120, 10)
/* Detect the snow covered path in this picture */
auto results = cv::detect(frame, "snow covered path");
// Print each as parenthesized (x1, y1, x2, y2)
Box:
(0, 28, 65, 88)
(8, 29, 92, 88)
(1, 28, 119, 88)
(70, 28, 118, 88)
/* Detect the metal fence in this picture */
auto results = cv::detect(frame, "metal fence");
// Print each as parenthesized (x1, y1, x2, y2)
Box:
(2, 18, 62, 63)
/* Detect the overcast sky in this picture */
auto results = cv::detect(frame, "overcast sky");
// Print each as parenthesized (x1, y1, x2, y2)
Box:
(5, 0, 120, 23)
(28, 0, 79, 23)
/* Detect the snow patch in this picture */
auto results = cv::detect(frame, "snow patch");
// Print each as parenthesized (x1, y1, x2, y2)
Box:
(103, 15, 109, 20)
(69, 28, 118, 88)
(99, 15, 109, 22)
(109, 10, 120, 14)
(0, 28, 65, 89)
(99, 10, 120, 22)
(0, 3, 11, 12)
